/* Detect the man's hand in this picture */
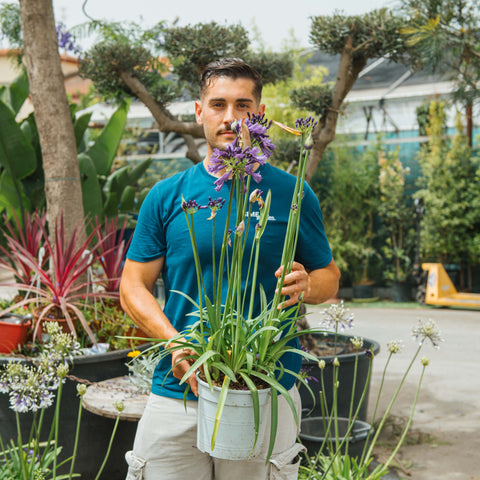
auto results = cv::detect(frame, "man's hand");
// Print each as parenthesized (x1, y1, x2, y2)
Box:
(275, 261, 309, 308)
(171, 347, 199, 396)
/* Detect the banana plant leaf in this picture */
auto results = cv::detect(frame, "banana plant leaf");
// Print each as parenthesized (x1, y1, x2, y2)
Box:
(85, 99, 131, 176)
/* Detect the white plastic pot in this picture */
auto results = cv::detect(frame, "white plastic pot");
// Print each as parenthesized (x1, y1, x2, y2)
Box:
(197, 375, 271, 460)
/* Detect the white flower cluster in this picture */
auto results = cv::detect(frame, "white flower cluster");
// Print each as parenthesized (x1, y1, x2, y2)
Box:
(0, 322, 81, 413)
(412, 318, 443, 348)
(320, 301, 355, 331)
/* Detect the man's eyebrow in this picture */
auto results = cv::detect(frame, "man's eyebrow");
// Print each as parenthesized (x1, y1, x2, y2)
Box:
(208, 97, 254, 103)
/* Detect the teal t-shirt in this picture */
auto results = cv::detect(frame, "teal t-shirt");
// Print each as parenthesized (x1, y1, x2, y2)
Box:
(127, 162, 333, 400)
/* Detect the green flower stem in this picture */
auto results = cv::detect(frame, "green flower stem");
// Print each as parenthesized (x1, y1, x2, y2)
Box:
(52, 380, 64, 479)
(363, 344, 422, 464)
(93, 413, 121, 480)
(247, 239, 261, 320)
(15, 411, 27, 480)
(360, 352, 393, 466)
(371, 364, 427, 477)
(184, 211, 205, 334)
(68, 394, 84, 480)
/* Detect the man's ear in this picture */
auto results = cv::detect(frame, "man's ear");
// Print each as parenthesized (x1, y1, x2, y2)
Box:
(195, 101, 203, 125)
(258, 104, 266, 116)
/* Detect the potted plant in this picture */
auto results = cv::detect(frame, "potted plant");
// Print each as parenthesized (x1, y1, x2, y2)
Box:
(377, 148, 415, 302)
(298, 318, 443, 479)
(298, 302, 380, 422)
(143, 115, 321, 461)
(319, 144, 381, 299)
(0, 212, 148, 478)
(0, 321, 123, 480)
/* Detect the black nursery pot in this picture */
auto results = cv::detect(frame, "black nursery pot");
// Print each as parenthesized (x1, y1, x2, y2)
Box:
(300, 416, 373, 459)
(0, 346, 147, 480)
(299, 333, 380, 421)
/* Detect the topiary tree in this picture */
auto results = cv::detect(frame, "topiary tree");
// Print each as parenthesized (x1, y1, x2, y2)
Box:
(291, 9, 411, 181)
(400, 0, 480, 146)
(79, 17, 294, 164)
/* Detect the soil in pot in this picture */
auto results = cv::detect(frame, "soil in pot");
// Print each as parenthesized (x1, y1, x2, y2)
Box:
(298, 331, 380, 422)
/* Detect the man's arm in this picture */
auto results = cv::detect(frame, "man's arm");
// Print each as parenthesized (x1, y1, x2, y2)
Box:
(120, 258, 199, 395)
(276, 259, 341, 307)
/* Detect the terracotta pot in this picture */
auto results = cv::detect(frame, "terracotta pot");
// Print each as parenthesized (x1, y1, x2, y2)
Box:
(32, 306, 76, 340)
(0, 315, 31, 353)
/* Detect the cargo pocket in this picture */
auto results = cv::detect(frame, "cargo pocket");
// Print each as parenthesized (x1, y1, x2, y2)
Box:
(125, 450, 146, 480)
(268, 443, 306, 480)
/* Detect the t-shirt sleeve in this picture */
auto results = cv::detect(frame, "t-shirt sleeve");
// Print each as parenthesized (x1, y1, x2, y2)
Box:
(126, 183, 167, 262)
(295, 182, 333, 271)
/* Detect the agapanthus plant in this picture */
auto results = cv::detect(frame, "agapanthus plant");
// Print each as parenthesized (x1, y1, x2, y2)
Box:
(0, 322, 122, 480)
(299, 317, 441, 480)
(145, 114, 321, 459)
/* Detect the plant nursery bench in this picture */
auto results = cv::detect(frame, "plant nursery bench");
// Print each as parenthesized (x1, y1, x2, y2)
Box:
(82, 375, 148, 421)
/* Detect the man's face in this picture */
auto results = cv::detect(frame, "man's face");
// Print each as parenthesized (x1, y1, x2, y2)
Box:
(195, 76, 265, 159)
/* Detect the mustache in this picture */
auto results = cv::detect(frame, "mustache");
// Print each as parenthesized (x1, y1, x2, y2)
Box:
(217, 127, 234, 135)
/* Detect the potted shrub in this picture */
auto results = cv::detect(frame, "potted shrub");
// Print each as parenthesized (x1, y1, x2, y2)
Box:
(319, 144, 381, 299)
(377, 148, 415, 302)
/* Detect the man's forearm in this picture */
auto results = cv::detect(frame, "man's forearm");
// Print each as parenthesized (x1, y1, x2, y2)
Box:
(303, 260, 341, 305)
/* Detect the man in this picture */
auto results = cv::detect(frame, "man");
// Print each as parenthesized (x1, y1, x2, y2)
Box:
(120, 57, 340, 480)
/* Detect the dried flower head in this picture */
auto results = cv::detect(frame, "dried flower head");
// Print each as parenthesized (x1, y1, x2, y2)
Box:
(320, 301, 354, 331)
(387, 340, 404, 354)
(412, 318, 443, 348)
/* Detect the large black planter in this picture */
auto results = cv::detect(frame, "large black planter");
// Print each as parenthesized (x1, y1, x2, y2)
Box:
(299, 416, 373, 459)
(0, 346, 147, 479)
(299, 333, 380, 421)
(391, 281, 412, 302)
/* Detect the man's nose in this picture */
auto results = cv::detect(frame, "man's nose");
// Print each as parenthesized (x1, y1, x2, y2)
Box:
(223, 105, 236, 126)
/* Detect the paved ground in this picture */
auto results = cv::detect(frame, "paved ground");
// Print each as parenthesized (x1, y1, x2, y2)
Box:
(306, 303, 480, 480)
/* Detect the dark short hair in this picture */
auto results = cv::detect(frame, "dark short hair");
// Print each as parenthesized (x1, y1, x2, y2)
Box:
(199, 58, 262, 102)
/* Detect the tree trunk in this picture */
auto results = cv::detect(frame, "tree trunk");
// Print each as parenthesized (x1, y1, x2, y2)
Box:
(19, 0, 85, 241)
(305, 37, 367, 182)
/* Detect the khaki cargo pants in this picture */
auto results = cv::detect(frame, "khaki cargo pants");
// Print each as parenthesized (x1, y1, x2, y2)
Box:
(125, 386, 305, 480)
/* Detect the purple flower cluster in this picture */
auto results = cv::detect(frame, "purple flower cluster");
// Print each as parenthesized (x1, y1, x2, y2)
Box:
(182, 199, 206, 214)
(295, 116, 318, 133)
(56, 23, 82, 56)
(208, 115, 275, 192)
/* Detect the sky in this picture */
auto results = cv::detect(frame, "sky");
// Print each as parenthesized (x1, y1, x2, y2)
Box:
(51, 0, 399, 51)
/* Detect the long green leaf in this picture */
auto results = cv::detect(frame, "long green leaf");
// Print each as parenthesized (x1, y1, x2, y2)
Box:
(0, 101, 36, 179)
(85, 99, 130, 176)
(78, 153, 104, 222)
(212, 376, 231, 450)
(74, 112, 92, 151)
(0, 68, 29, 114)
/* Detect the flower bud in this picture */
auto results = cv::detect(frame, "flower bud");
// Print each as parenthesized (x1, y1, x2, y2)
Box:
(333, 357, 340, 367)
(56, 364, 69, 379)
(114, 401, 125, 412)
(77, 384, 87, 396)
(421, 356, 430, 366)
(318, 359, 326, 370)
